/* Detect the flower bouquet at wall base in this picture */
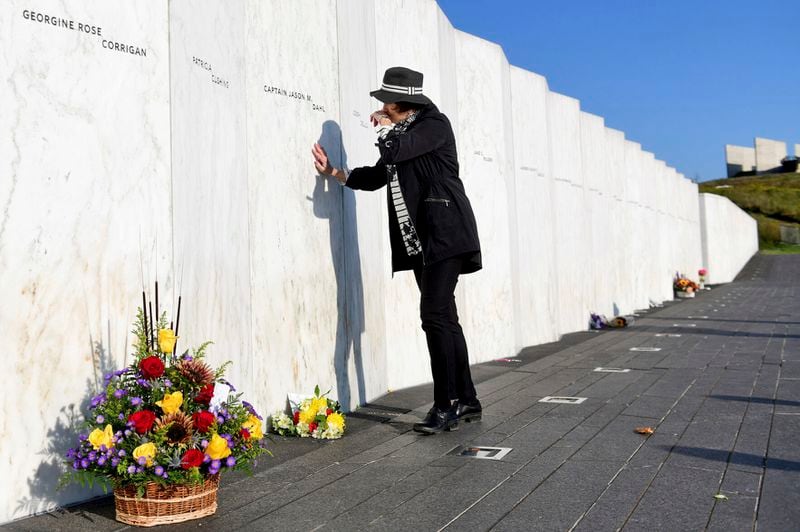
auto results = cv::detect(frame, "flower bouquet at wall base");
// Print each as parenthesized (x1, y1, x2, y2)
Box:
(698, 268, 708, 289)
(673, 273, 700, 299)
(271, 385, 346, 440)
(61, 289, 269, 527)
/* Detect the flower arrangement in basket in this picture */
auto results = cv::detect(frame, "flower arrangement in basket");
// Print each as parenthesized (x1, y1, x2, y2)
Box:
(674, 273, 700, 298)
(271, 385, 346, 439)
(61, 286, 269, 527)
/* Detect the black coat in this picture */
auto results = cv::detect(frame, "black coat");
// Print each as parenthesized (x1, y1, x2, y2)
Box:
(346, 104, 481, 274)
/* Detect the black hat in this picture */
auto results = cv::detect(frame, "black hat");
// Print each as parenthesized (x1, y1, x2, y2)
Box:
(370, 66, 432, 105)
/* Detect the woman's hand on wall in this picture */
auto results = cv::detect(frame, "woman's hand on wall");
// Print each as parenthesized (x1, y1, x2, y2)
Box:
(312, 143, 347, 184)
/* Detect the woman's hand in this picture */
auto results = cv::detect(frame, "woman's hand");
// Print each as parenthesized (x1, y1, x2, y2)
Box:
(312, 143, 333, 175)
(312, 143, 347, 184)
(370, 111, 392, 127)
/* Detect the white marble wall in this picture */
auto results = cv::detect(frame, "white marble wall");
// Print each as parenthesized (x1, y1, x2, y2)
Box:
(454, 31, 516, 363)
(169, 0, 253, 405)
(509, 67, 559, 347)
(0, 0, 171, 522)
(2, 1, 758, 523)
(699, 193, 758, 284)
(547, 92, 589, 332)
(244, 0, 348, 412)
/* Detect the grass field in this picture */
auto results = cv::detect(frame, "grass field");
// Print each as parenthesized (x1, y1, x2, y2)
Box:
(700, 172, 800, 253)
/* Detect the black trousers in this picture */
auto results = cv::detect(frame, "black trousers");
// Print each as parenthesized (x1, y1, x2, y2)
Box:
(413, 256, 477, 409)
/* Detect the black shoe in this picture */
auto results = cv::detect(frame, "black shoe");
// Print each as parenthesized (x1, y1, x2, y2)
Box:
(455, 398, 482, 423)
(413, 405, 459, 434)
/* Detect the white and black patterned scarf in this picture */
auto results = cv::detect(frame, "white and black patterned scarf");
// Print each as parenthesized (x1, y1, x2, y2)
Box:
(382, 112, 422, 257)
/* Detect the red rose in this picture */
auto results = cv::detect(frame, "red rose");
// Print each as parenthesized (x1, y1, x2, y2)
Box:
(309, 422, 318, 433)
(326, 408, 333, 416)
(293, 411, 300, 424)
(192, 411, 215, 433)
(128, 410, 156, 434)
(195, 383, 214, 405)
(139, 356, 165, 379)
(181, 449, 205, 470)
(240, 428, 251, 440)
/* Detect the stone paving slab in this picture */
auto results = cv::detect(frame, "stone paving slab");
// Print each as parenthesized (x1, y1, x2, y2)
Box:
(4, 254, 800, 531)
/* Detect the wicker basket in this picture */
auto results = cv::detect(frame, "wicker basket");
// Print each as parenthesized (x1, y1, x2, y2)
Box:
(113, 475, 219, 527)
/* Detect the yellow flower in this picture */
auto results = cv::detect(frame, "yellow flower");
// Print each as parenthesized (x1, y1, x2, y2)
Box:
(310, 397, 328, 416)
(242, 415, 264, 440)
(158, 329, 178, 354)
(326, 412, 345, 431)
(156, 391, 183, 414)
(88, 424, 115, 450)
(206, 433, 231, 460)
(133, 442, 157, 467)
(298, 407, 317, 425)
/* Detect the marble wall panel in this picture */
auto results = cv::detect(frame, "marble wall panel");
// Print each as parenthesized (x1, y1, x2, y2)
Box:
(0, 0, 171, 522)
(622, 141, 644, 311)
(509, 67, 559, 347)
(579, 112, 610, 317)
(639, 151, 658, 305)
(372, 0, 454, 391)
(699, 193, 758, 284)
(605, 128, 632, 315)
(244, 0, 346, 410)
(547, 91, 589, 332)
(454, 31, 516, 362)
(755, 137, 786, 173)
(169, 0, 253, 403)
(335, 0, 389, 408)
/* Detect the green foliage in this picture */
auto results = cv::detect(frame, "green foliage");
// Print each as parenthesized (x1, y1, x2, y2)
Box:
(700, 172, 800, 250)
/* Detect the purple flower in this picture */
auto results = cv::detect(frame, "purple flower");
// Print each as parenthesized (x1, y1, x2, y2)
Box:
(103, 373, 113, 383)
(220, 379, 237, 392)
(66, 449, 76, 459)
(217, 416, 225, 425)
(113, 389, 127, 399)
(97, 456, 107, 466)
(118, 413, 125, 421)
(127, 465, 136, 474)
(163, 379, 172, 387)
(154, 466, 164, 476)
(203, 454, 211, 464)
(137, 456, 147, 466)
(96, 415, 105, 424)
(90, 393, 106, 408)
(208, 460, 221, 475)
(201, 440, 209, 449)
(225, 457, 236, 468)
(78, 433, 88, 441)
(114, 369, 128, 377)
(72, 460, 81, 470)
(81, 458, 90, 468)
(130, 396, 142, 406)
(136, 378, 150, 388)
(136, 466, 144, 474)
(124, 430, 132, 437)
(118, 450, 127, 457)
(88, 451, 97, 461)
(111, 458, 120, 467)
(242, 401, 261, 419)
(162, 472, 169, 479)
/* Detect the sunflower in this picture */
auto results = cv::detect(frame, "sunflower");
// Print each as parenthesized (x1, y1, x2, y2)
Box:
(175, 358, 215, 386)
(154, 412, 194, 445)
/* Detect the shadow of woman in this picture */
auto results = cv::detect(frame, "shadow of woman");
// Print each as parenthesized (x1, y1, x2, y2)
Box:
(308, 120, 366, 410)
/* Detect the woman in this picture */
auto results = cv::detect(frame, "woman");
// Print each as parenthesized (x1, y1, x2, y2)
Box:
(312, 66, 482, 434)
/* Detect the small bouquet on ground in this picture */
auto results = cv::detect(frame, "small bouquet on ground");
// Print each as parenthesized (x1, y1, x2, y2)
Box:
(589, 313, 629, 330)
(61, 291, 269, 498)
(674, 272, 700, 298)
(271, 385, 346, 440)
(698, 268, 708, 288)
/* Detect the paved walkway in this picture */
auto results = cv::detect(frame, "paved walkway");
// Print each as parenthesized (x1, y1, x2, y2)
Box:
(6, 254, 800, 531)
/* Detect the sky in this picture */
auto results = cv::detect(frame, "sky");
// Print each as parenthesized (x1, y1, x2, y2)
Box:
(436, 0, 799, 182)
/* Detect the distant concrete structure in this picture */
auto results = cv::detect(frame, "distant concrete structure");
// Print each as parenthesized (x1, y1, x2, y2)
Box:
(725, 145, 756, 177)
(725, 137, 795, 177)
(755, 137, 787, 173)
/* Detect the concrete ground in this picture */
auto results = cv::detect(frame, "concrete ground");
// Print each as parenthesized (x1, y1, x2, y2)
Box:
(5, 254, 799, 531)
